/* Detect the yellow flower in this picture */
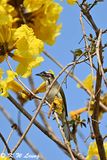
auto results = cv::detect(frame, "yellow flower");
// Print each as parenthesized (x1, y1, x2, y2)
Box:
(33, 81, 46, 94)
(12, 24, 44, 77)
(0, 0, 14, 25)
(0, 68, 4, 78)
(0, 156, 10, 160)
(86, 141, 107, 160)
(0, 24, 44, 77)
(13, 55, 44, 78)
(53, 96, 63, 115)
(5, 0, 62, 45)
(48, 96, 63, 118)
(23, 0, 45, 12)
(0, 24, 16, 63)
(69, 107, 87, 120)
(0, 70, 16, 97)
(67, 0, 77, 5)
(0, 25, 14, 44)
(24, 0, 62, 45)
(70, 93, 107, 121)
(14, 25, 44, 56)
(0, 1, 15, 62)
(89, 94, 107, 120)
(101, 93, 107, 107)
(77, 73, 95, 93)
(0, 70, 26, 97)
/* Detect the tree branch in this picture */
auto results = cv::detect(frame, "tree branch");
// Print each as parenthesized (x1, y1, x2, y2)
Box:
(92, 30, 106, 160)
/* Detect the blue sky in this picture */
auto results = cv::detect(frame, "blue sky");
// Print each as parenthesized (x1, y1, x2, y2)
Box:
(0, 1, 107, 160)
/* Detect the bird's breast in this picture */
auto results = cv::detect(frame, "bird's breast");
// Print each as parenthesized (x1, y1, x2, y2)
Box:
(46, 82, 62, 104)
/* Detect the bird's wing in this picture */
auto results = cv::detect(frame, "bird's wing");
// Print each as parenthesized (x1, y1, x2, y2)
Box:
(59, 86, 68, 117)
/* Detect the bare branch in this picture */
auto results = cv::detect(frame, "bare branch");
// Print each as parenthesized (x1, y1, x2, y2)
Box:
(28, 76, 53, 132)
(54, 113, 75, 160)
(80, 11, 94, 83)
(2, 125, 16, 153)
(78, 1, 98, 34)
(0, 132, 11, 153)
(92, 29, 106, 159)
(96, 29, 107, 86)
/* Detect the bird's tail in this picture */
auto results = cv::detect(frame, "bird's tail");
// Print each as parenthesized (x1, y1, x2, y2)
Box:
(62, 118, 71, 141)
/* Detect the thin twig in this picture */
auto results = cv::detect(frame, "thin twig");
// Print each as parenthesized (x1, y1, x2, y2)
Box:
(104, 68, 107, 73)
(43, 50, 96, 69)
(80, 11, 94, 115)
(2, 127, 15, 153)
(80, 12, 89, 49)
(28, 76, 53, 132)
(0, 132, 11, 153)
(96, 29, 107, 86)
(80, 11, 94, 82)
(54, 113, 75, 160)
(88, 0, 98, 11)
(102, 29, 107, 34)
(78, 1, 98, 35)
(78, 130, 89, 149)
(88, 0, 104, 11)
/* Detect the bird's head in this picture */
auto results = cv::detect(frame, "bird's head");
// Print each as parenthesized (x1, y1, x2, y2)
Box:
(36, 71, 54, 81)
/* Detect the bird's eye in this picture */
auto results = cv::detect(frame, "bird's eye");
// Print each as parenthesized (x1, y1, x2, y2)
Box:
(42, 71, 45, 74)
(40, 71, 54, 78)
(48, 73, 54, 78)
(41, 71, 46, 75)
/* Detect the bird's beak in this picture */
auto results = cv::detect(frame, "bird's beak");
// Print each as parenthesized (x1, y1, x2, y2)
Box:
(35, 73, 41, 76)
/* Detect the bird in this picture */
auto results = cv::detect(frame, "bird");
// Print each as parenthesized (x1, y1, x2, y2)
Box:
(36, 71, 71, 141)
